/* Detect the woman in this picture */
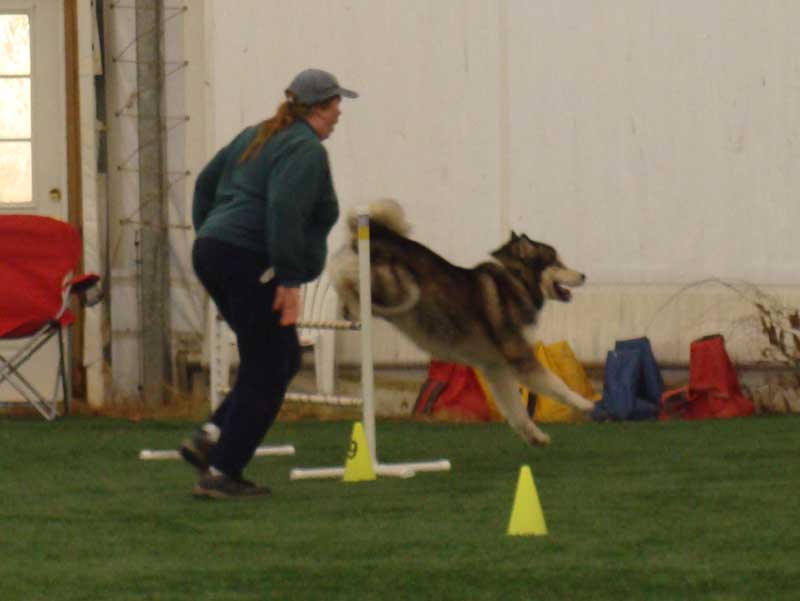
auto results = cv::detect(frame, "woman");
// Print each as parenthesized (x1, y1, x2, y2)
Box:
(181, 69, 358, 498)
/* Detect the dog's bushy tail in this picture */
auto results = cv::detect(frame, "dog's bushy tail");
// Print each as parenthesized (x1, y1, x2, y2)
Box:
(346, 198, 411, 237)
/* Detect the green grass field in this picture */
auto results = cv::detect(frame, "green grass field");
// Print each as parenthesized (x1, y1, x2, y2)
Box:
(1, 415, 798, 601)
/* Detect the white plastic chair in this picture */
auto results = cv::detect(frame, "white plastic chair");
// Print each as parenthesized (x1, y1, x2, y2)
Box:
(296, 273, 338, 395)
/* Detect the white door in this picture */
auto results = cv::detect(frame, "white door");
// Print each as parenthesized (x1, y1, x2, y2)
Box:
(0, 0, 68, 404)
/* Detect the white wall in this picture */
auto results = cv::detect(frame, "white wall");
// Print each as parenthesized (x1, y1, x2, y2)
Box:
(78, 0, 103, 405)
(506, 1, 800, 285)
(200, 0, 800, 367)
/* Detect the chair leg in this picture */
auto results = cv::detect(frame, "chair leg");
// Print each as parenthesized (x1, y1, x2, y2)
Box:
(314, 331, 336, 396)
(0, 326, 60, 420)
(58, 327, 70, 416)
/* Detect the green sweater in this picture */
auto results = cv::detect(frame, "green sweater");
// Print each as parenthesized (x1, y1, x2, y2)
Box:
(192, 120, 339, 287)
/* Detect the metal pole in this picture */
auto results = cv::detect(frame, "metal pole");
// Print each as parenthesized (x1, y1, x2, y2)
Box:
(135, 0, 172, 404)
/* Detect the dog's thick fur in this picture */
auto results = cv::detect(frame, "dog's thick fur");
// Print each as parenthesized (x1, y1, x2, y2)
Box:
(329, 199, 593, 445)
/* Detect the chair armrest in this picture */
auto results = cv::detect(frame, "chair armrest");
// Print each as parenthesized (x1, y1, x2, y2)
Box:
(70, 273, 99, 292)
(70, 273, 103, 307)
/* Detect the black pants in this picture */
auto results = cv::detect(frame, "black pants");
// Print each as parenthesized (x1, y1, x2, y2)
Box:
(192, 237, 300, 476)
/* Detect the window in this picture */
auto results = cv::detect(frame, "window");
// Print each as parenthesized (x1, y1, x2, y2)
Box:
(0, 13, 32, 204)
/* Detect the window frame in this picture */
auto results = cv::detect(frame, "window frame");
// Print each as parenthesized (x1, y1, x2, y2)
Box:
(0, 8, 33, 207)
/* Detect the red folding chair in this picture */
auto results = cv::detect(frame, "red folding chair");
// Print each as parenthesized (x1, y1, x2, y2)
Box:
(0, 215, 101, 420)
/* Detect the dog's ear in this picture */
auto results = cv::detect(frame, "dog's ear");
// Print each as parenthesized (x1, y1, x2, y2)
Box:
(510, 230, 519, 241)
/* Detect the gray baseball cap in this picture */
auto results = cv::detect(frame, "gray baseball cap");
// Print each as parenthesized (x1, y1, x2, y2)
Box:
(286, 69, 358, 105)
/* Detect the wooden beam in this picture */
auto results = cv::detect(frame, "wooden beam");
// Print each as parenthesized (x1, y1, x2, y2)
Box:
(64, 0, 86, 401)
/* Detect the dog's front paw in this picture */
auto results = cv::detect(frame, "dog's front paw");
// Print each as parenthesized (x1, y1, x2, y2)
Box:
(510, 418, 551, 446)
(529, 431, 551, 446)
(524, 424, 551, 446)
(567, 393, 595, 412)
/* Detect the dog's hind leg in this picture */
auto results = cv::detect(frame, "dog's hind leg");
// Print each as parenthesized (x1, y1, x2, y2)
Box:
(480, 364, 551, 446)
(517, 363, 595, 413)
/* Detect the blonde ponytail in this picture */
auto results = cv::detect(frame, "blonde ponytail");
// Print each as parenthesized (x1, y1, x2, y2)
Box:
(239, 93, 340, 163)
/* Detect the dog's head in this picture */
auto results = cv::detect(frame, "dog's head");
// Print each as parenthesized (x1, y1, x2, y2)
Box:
(491, 232, 585, 302)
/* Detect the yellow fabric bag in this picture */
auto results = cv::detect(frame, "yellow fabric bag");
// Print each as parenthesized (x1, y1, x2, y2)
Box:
(529, 340, 599, 423)
(480, 340, 599, 423)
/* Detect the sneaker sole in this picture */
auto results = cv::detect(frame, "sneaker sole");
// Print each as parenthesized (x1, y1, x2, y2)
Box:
(191, 486, 228, 500)
(191, 486, 271, 500)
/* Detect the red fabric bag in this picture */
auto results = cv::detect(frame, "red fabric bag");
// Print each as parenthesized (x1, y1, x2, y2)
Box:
(660, 335, 754, 420)
(414, 360, 494, 421)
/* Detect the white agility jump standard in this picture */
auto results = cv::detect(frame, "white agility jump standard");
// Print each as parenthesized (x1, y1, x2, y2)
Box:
(290, 210, 451, 480)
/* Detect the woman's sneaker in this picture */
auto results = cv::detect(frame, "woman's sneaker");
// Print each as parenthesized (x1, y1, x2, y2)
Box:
(192, 472, 272, 499)
(179, 429, 215, 473)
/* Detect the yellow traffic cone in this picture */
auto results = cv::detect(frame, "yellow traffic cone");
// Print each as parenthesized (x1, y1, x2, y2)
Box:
(342, 422, 376, 482)
(507, 465, 548, 536)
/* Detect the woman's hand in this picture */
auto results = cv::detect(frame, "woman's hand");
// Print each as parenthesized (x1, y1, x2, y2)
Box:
(272, 285, 301, 326)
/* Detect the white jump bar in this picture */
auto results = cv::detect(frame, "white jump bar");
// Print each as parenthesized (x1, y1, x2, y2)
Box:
(297, 319, 360, 331)
(283, 392, 363, 406)
(139, 444, 296, 461)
